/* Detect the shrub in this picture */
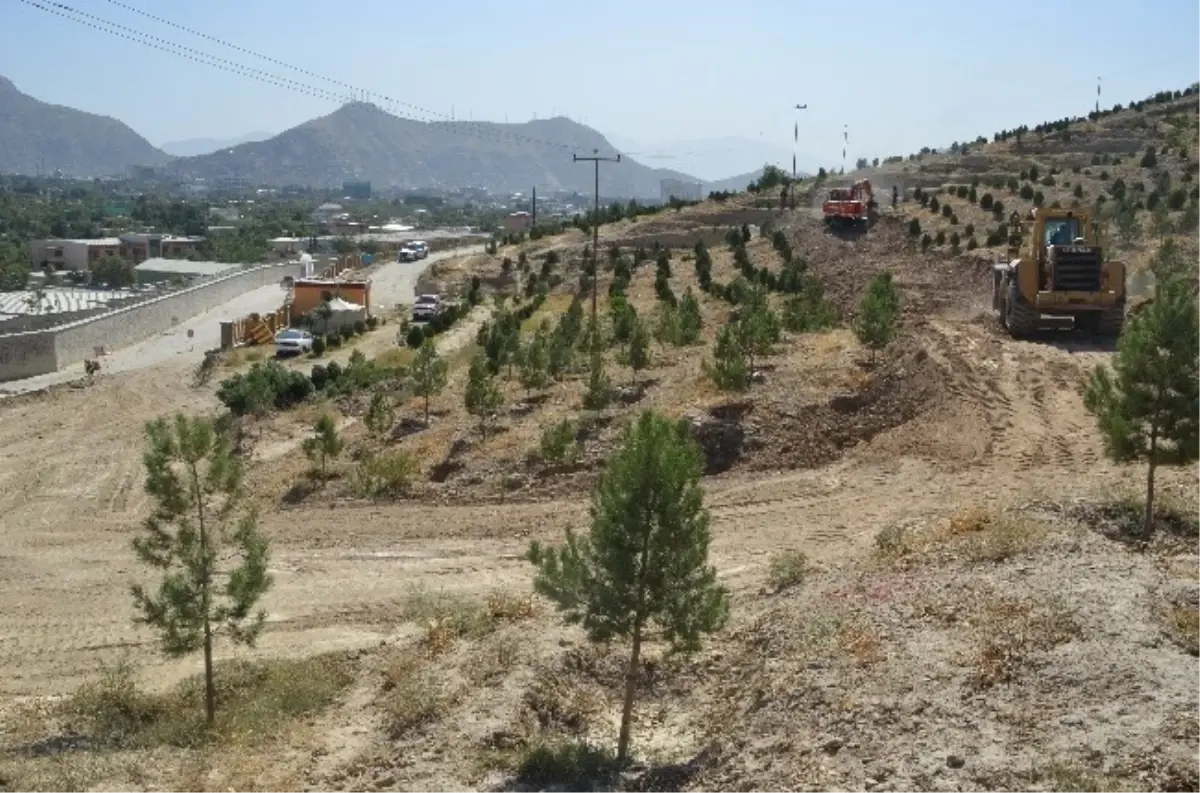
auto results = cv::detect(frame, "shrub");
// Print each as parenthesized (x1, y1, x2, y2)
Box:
(310, 364, 329, 390)
(907, 218, 921, 237)
(366, 315, 379, 330)
(354, 319, 367, 335)
(324, 360, 343, 382)
(964, 223, 975, 237)
(1140, 147, 1157, 168)
(767, 550, 808, 592)
(538, 420, 580, 466)
(405, 325, 425, 349)
(966, 236, 979, 250)
(929, 196, 940, 212)
(949, 231, 961, 249)
(217, 360, 314, 416)
(311, 335, 326, 357)
(935, 230, 946, 246)
(327, 332, 343, 348)
(921, 233, 932, 250)
(351, 452, 420, 498)
(1033, 190, 1045, 206)
(1074, 184, 1084, 198)
(1019, 184, 1034, 200)
(979, 192, 994, 210)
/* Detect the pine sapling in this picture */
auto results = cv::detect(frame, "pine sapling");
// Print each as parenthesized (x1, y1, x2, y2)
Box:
(131, 413, 273, 726)
(528, 410, 730, 766)
(1084, 279, 1199, 534)
(303, 412, 344, 480)
(411, 337, 448, 426)
(465, 352, 504, 440)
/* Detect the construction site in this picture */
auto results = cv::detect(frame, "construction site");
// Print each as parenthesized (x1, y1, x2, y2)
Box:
(0, 95, 1197, 793)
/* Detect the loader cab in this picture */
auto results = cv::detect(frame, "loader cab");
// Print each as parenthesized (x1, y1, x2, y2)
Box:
(1044, 217, 1083, 247)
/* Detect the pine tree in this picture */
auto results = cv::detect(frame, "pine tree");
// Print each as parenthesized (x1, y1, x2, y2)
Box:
(626, 317, 651, 385)
(519, 327, 551, 396)
(465, 352, 504, 440)
(676, 288, 703, 344)
(412, 337, 448, 426)
(527, 410, 730, 765)
(547, 326, 574, 380)
(704, 323, 750, 392)
(854, 272, 901, 364)
(131, 414, 272, 726)
(736, 286, 780, 373)
(609, 294, 638, 350)
(303, 412, 344, 479)
(1084, 279, 1199, 534)
(652, 303, 680, 350)
(582, 349, 613, 410)
(364, 390, 395, 440)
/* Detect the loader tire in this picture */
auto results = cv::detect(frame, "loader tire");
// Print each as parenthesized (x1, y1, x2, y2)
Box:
(1002, 284, 1039, 338)
(1096, 301, 1126, 337)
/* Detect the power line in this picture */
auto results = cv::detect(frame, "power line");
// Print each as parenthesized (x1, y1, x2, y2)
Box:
(18, 0, 611, 159)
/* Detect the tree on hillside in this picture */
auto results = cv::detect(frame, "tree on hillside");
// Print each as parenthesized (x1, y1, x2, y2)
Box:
(527, 410, 730, 766)
(1084, 278, 1199, 535)
(0, 241, 29, 292)
(92, 255, 136, 289)
(625, 317, 651, 385)
(704, 323, 750, 392)
(519, 326, 551, 397)
(412, 337, 448, 426)
(465, 352, 504, 440)
(364, 391, 395, 440)
(303, 412, 343, 480)
(854, 272, 901, 365)
(131, 414, 273, 727)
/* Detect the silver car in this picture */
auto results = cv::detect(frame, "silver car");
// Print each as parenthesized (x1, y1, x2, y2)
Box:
(274, 328, 314, 356)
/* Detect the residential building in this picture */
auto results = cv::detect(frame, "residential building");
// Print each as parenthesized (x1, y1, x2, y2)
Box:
(118, 233, 206, 263)
(504, 211, 533, 232)
(28, 238, 122, 272)
(660, 178, 704, 202)
(268, 236, 305, 256)
(312, 202, 344, 223)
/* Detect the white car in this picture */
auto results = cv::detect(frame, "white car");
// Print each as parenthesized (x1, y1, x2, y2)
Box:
(398, 245, 419, 262)
(411, 240, 429, 259)
(274, 328, 314, 356)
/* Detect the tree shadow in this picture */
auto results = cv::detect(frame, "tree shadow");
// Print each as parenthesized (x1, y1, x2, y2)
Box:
(1071, 497, 1199, 551)
(486, 743, 714, 793)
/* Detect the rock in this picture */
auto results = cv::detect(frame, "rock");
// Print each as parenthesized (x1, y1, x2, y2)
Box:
(1060, 714, 1084, 726)
(821, 737, 844, 755)
(946, 754, 966, 769)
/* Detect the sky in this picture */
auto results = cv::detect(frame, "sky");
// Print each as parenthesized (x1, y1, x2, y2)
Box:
(2, 0, 1198, 179)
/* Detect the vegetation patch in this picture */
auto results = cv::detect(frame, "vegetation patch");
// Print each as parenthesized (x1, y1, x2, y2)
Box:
(874, 507, 1048, 565)
(39, 654, 355, 752)
(965, 597, 1082, 689)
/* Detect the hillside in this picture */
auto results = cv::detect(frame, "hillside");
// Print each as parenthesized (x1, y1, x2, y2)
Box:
(175, 102, 698, 197)
(0, 86, 1197, 793)
(0, 76, 171, 177)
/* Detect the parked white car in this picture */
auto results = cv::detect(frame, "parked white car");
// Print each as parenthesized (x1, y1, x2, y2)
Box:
(411, 240, 429, 259)
(274, 328, 314, 356)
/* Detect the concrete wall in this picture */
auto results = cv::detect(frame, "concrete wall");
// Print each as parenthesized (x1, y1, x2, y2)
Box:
(0, 261, 306, 383)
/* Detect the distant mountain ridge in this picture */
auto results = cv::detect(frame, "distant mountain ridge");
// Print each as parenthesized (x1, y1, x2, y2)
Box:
(0, 76, 170, 177)
(173, 103, 700, 199)
(159, 131, 275, 157)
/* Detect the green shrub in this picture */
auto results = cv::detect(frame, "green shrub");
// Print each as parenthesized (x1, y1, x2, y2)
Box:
(327, 332, 343, 348)
(351, 452, 420, 498)
(537, 420, 579, 466)
(406, 325, 424, 349)
(354, 319, 368, 335)
(310, 364, 329, 390)
(217, 361, 314, 416)
(311, 335, 326, 357)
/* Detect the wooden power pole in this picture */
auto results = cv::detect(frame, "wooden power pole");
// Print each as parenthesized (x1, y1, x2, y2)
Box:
(573, 149, 620, 342)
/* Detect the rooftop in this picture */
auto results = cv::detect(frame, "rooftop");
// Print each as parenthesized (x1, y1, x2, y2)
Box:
(133, 258, 242, 276)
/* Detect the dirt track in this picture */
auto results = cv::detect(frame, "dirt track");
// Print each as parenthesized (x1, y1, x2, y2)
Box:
(0, 217, 1192, 704)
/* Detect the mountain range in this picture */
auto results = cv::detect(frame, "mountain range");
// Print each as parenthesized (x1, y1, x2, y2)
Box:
(0, 76, 169, 176)
(0, 76, 756, 198)
(159, 131, 275, 157)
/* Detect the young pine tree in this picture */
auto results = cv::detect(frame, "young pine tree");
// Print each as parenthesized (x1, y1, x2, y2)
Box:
(626, 317, 651, 385)
(1084, 279, 1199, 534)
(465, 352, 504, 440)
(519, 327, 551, 396)
(527, 410, 730, 765)
(303, 412, 343, 479)
(364, 390, 395, 440)
(131, 414, 272, 726)
(676, 288, 703, 345)
(854, 272, 901, 364)
(411, 337, 449, 426)
(705, 323, 750, 392)
(582, 348, 613, 410)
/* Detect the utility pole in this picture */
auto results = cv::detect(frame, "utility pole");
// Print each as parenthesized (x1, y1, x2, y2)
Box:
(531, 186, 537, 227)
(573, 149, 620, 340)
(792, 104, 807, 180)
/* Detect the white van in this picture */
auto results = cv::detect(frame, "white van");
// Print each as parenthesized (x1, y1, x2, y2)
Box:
(410, 240, 429, 259)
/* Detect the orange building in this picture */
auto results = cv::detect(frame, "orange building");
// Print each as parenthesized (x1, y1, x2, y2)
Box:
(290, 278, 372, 318)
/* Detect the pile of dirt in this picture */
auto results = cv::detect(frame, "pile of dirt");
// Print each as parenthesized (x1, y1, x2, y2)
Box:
(781, 214, 994, 321)
(734, 332, 947, 472)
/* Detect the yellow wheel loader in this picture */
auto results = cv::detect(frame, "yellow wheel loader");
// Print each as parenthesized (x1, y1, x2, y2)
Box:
(991, 207, 1125, 338)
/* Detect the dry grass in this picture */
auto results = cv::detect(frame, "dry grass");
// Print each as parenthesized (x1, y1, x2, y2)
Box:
(766, 549, 809, 592)
(1161, 600, 1199, 656)
(875, 507, 1048, 565)
(967, 597, 1082, 689)
(378, 650, 451, 739)
(836, 618, 885, 667)
(398, 586, 536, 657)
(374, 346, 415, 369)
(0, 655, 355, 791)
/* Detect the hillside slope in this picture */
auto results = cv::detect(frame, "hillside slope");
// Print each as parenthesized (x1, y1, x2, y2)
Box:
(0, 76, 171, 177)
(176, 102, 697, 197)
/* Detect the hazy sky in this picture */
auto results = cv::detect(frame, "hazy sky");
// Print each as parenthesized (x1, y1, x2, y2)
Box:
(3, 0, 1198, 173)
